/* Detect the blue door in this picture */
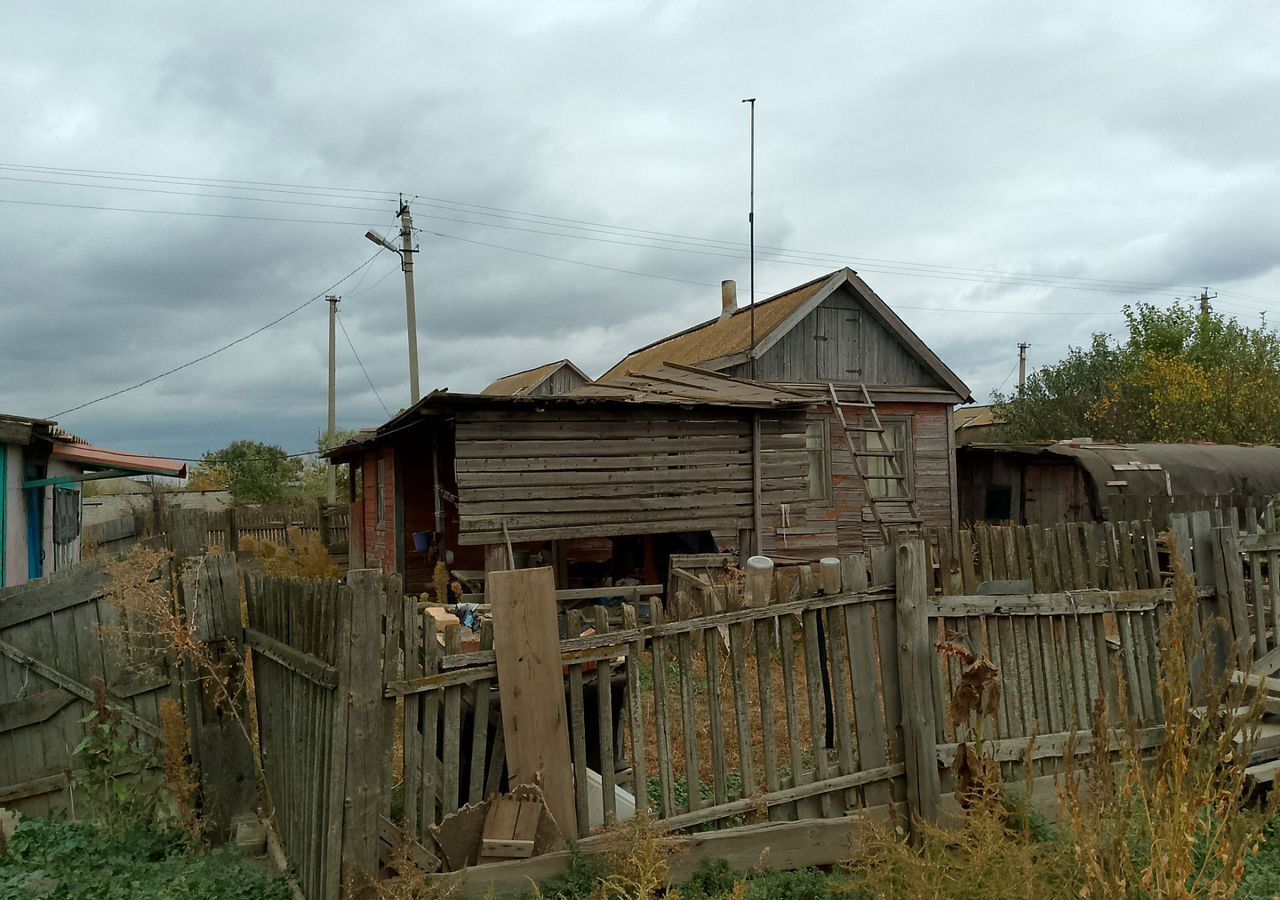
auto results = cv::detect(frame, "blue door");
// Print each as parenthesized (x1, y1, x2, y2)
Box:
(26, 485, 43, 580)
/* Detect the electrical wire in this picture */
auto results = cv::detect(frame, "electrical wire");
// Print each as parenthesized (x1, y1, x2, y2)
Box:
(1, 161, 1268, 302)
(336, 311, 392, 417)
(993, 360, 1022, 394)
(49, 248, 387, 418)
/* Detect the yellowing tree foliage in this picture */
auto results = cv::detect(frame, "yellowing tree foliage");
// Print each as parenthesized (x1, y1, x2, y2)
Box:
(993, 302, 1280, 444)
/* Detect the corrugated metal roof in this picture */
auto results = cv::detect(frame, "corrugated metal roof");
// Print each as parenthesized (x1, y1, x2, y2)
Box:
(52, 442, 188, 478)
(963, 441, 1280, 499)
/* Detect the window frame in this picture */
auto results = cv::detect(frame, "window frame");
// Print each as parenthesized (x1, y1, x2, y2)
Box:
(804, 418, 832, 503)
(865, 416, 913, 500)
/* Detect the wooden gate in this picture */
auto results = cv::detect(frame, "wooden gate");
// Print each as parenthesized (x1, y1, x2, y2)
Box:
(0, 557, 176, 815)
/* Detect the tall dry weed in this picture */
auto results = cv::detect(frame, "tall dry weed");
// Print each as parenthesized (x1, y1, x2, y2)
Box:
(241, 526, 341, 579)
(1061, 544, 1275, 898)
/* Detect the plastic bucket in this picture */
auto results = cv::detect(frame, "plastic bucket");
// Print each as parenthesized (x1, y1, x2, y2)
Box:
(411, 531, 432, 552)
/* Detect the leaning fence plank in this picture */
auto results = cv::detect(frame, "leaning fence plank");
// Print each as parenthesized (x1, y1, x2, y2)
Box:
(801, 607, 833, 816)
(489, 567, 578, 839)
(1215, 527, 1252, 665)
(825, 604, 857, 811)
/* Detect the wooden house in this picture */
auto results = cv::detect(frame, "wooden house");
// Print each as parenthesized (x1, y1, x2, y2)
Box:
(958, 441, 1280, 529)
(327, 367, 819, 593)
(0, 413, 187, 586)
(482, 359, 591, 397)
(601, 269, 972, 557)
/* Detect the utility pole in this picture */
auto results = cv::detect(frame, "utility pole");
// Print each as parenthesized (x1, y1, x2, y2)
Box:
(1198, 287, 1217, 320)
(742, 98, 756, 379)
(399, 198, 422, 404)
(1017, 342, 1029, 390)
(326, 295, 339, 505)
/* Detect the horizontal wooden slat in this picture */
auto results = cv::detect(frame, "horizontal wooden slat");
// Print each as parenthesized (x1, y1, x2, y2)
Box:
(929, 587, 1173, 616)
(460, 492, 752, 517)
(935, 726, 1164, 766)
(0, 563, 109, 629)
(0, 689, 76, 735)
(457, 466, 753, 490)
(455, 451, 753, 472)
(245, 627, 339, 688)
(461, 480, 753, 502)
(460, 517, 750, 544)
(456, 435, 748, 459)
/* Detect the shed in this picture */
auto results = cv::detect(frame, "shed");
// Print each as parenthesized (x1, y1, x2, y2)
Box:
(1, 413, 187, 586)
(327, 366, 819, 594)
(957, 441, 1280, 528)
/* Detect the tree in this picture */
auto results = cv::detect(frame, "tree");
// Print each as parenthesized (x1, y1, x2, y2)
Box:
(993, 302, 1280, 444)
(187, 441, 302, 505)
(295, 429, 361, 503)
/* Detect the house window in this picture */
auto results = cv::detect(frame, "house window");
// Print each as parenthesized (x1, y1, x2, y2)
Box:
(866, 419, 912, 499)
(376, 457, 386, 526)
(805, 420, 830, 501)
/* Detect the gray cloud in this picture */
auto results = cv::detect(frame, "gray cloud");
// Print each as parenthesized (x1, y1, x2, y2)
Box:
(2, 0, 1278, 461)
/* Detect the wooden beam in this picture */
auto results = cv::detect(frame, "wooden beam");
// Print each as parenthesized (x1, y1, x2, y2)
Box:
(895, 538, 939, 827)
(489, 566, 578, 837)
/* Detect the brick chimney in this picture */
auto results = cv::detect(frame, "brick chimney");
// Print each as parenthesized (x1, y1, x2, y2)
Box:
(720, 280, 737, 320)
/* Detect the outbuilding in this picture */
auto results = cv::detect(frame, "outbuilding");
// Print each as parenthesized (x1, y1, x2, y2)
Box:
(957, 440, 1280, 528)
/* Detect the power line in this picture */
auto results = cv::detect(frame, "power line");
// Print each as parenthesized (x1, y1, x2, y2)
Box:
(1, 161, 1266, 302)
(50, 249, 387, 418)
(336, 311, 392, 417)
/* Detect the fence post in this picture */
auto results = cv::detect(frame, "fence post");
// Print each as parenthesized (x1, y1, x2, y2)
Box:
(335, 569, 389, 890)
(226, 506, 240, 553)
(895, 536, 939, 830)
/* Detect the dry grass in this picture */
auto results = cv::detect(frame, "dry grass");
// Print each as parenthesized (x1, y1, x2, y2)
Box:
(1061, 546, 1276, 897)
(240, 527, 341, 579)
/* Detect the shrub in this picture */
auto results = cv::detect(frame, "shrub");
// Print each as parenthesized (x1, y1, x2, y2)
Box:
(240, 527, 341, 579)
(0, 818, 292, 900)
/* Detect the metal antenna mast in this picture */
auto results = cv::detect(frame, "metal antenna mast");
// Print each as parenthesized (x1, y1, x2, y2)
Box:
(743, 98, 757, 379)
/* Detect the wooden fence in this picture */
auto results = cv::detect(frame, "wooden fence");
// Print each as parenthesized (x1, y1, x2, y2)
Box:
(8, 510, 1274, 899)
(0, 557, 179, 815)
(207, 505, 349, 552)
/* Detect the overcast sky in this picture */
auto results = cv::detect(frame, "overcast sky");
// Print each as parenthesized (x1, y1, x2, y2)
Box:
(3, 2, 1278, 461)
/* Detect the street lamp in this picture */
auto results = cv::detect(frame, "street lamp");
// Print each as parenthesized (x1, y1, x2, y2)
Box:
(364, 203, 421, 404)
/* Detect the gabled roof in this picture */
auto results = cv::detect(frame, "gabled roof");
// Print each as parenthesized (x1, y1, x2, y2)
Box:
(482, 359, 590, 396)
(602, 268, 972, 401)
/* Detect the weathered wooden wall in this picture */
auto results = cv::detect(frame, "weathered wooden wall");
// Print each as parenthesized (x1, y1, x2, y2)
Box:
(723, 285, 942, 387)
(452, 408, 808, 545)
(752, 400, 954, 559)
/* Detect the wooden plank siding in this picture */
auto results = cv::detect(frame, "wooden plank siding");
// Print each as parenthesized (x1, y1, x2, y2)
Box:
(755, 400, 955, 559)
(453, 409, 809, 545)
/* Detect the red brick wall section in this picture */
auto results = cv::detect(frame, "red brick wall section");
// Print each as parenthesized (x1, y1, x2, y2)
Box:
(355, 445, 397, 575)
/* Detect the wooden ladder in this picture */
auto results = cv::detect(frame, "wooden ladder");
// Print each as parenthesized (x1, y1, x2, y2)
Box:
(827, 382, 922, 542)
